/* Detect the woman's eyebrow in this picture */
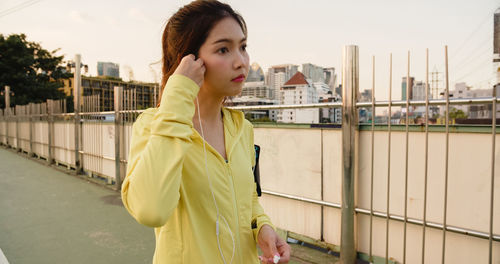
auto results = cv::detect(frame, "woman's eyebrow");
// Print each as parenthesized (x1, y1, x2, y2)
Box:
(211, 37, 247, 45)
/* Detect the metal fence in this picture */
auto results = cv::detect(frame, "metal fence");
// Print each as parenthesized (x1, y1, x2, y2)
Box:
(0, 47, 499, 264)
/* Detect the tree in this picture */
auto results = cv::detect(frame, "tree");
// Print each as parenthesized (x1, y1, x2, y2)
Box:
(449, 107, 468, 119)
(0, 33, 71, 108)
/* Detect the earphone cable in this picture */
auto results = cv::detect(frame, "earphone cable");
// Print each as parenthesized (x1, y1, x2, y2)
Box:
(196, 97, 235, 264)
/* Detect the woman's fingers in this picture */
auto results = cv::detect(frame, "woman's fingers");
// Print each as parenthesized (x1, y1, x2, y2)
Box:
(173, 54, 205, 87)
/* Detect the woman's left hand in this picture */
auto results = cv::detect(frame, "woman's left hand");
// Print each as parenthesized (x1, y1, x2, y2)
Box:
(257, 224, 291, 263)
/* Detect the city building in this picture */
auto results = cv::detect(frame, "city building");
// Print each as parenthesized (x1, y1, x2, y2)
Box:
(412, 81, 429, 101)
(278, 72, 319, 123)
(302, 63, 325, 83)
(359, 89, 372, 102)
(60, 76, 159, 111)
(319, 94, 342, 123)
(240, 81, 272, 99)
(313, 82, 332, 101)
(97, 62, 120, 78)
(439, 82, 500, 119)
(267, 64, 298, 100)
(401, 76, 415, 100)
(323, 67, 338, 93)
(224, 96, 278, 121)
(246, 63, 265, 82)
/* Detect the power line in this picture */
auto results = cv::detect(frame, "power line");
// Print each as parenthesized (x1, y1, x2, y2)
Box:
(0, 0, 42, 18)
(453, 54, 493, 83)
(451, 34, 493, 70)
(451, 37, 493, 77)
(449, 11, 493, 63)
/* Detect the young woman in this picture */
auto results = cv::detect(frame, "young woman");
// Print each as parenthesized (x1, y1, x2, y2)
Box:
(120, 1, 291, 263)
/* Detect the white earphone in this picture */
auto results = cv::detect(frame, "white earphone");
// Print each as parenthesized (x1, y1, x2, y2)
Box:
(195, 97, 235, 264)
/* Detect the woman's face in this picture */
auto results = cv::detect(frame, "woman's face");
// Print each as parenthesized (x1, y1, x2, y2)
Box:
(198, 17, 250, 98)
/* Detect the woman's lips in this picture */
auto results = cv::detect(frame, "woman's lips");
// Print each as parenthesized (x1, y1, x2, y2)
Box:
(231, 74, 245, 82)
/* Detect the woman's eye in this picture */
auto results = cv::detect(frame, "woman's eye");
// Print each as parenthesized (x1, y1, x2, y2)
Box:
(218, 47, 229, 54)
(241, 44, 247, 51)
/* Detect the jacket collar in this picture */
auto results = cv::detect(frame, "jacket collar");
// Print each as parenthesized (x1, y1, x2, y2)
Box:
(190, 107, 246, 163)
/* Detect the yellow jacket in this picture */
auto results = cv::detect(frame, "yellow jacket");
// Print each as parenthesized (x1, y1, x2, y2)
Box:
(121, 74, 274, 263)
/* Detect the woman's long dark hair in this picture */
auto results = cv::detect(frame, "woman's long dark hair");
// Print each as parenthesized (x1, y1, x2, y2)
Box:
(157, 0, 247, 106)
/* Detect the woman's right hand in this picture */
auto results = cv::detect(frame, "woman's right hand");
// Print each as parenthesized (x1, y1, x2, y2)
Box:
(173, 54, 205, 87)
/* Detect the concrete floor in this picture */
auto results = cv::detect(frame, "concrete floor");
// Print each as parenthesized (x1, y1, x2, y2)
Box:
(0, 147, 339, 264)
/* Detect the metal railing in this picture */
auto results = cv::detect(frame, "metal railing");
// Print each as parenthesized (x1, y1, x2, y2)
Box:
(1, 48, 499, 264)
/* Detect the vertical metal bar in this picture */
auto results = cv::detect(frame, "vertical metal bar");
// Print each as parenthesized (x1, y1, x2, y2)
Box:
(29, 103, 33, 157)
(369, 55, 375, 262)
(16, 105, 20, 151)
(441, 45, 450, 264)
(422, 48, 430, 264)
(5, 86, 10, 147)
(321, 128, 324, 242)
(47, 100, 53, 164)
(385, 53, 393, 264)
(403, 51, 410, 264)
(91, 94, 94, 175)
(74, 54, 82, 173)
(341, 45, 359, 264)
(488, 85, 497, 264)
(114, 86, 122, 190)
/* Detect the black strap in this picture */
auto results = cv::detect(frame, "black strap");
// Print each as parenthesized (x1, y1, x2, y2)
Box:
(253, 144, 262, 197)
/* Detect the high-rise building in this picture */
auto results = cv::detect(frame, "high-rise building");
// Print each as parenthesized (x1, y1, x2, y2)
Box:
(494, 9, 500, 55)
(246, 63, 265, 82)
(412, 81, 430, 101)
(323, 67, 337, 93)
(493, 9, 500, 84)
(302, 63, 325, 83)
(97, 62, 120, 78)
(278, 72, 318, 123)
(402, 77, 415, 100)
(267, 64, 298, 100)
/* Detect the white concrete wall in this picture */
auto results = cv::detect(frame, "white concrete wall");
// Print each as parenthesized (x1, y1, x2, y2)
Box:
(1, 117, 499, 263)
(255, 128, 500, 264)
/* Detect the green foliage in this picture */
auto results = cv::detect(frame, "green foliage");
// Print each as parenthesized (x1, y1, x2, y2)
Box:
(0, 33, 72, 108)
(448, 107, 468, 119)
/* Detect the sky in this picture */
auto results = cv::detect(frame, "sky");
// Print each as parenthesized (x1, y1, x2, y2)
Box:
(1, 0, 499, 100)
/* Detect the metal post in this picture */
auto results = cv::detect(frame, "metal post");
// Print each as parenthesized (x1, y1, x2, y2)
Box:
(114, 86, 122, 190)
(16, 105, 20, 152)
(341, 45, 359, 264)
(369, 55, 375, 262)
(421, 48, 430, 264)
(47, 100, 54, 164)
(385, 53, 393, 264)
(488, 84, 497, 264)
(441, 45, 450, 264)
(403, 51, 411, 264)
(28, 103, 34, 157)
(74, 54, 82, 173)
(5, 86, 10, 147)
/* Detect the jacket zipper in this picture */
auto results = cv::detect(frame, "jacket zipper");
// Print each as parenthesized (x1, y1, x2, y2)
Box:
(225, 160, 242, 263)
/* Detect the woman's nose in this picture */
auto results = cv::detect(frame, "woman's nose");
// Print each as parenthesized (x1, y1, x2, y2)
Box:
(233, 51, 247, 69)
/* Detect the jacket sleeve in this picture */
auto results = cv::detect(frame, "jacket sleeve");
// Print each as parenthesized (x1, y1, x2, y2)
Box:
(121, 74, 199, 228)
(249, 123, 276, 242)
